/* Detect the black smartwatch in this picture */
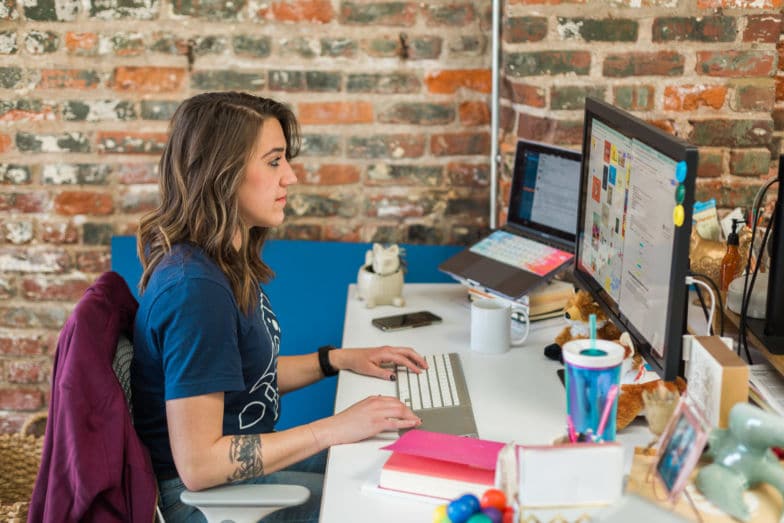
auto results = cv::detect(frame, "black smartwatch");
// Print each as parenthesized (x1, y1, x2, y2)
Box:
(318, 345, 339, 377)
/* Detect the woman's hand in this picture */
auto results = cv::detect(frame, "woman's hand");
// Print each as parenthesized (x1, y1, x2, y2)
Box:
(331, 345, 428, 381)
(311, 395, 421, 447)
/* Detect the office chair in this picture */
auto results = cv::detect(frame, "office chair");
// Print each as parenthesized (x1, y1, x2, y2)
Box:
(30, 271, 308, 523)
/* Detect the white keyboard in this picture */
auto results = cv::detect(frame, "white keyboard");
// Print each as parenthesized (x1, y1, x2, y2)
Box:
(470, 230, 553, 269)
(396, 353, 461, 410)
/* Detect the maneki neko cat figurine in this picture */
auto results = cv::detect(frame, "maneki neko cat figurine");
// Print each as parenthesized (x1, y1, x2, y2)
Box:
(356, 243, 405, 308)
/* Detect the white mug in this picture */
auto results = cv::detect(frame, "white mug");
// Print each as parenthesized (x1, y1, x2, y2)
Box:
(470, 299, 529, 354)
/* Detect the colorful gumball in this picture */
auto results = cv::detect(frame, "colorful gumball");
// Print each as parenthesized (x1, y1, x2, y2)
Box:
(447, 497, 475, 523)
(480, 488, 506, 511)
(433, 504, 449, 523)
(481, 507, 502, 523)
(501, 506, 515, 523)
(466, 514, 492, 523)
(458, 493, 481, 514)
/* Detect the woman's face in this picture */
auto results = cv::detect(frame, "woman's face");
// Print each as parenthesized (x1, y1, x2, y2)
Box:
(237, 118, 298, 229)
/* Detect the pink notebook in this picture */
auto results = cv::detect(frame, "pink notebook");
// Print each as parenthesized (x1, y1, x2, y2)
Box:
(381, 429, 504, 470)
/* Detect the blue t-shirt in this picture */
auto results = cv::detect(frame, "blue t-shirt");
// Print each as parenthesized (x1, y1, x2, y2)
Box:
(132, 243, 280, 478)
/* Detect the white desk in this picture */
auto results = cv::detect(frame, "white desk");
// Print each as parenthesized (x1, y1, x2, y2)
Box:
(320, 283, 650, 522)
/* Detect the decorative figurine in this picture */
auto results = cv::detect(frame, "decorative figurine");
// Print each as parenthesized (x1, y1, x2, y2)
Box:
(356, 243, 405, 308)
(696, 403, 784, 522)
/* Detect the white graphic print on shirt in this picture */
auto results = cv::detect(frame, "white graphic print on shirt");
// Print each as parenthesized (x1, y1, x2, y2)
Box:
(238, 291, 280, 430)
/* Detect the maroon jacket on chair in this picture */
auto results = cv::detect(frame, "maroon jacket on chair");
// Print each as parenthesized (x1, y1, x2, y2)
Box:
(29, 271, 157, 522)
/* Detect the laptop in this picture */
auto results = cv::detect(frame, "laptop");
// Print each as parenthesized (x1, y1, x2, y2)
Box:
(439, 139, 581, 300)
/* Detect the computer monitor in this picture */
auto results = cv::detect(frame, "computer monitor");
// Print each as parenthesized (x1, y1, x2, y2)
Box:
(573, 97, 699, 381)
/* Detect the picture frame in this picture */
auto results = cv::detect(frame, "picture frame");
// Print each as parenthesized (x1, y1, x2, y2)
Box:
(653, 396, 710, 503)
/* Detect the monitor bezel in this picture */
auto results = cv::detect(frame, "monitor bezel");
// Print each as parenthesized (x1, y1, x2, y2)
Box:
(573, 97, 698, 381)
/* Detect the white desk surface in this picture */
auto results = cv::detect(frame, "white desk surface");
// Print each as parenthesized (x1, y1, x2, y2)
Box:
(320, 283, 651, 523)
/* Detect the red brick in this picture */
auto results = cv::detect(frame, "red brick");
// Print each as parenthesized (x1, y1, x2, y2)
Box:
(0, 333, 49, 356)
(743, 14, 782, 43)
(75, 249, 111, 272)
(647, 119, 675, 134)
(298, 102, 373, 124)
(431, 132, 491, 156)
(324, 224, 361, 242)
(97, 131, 168, 154)
(258, 0, 334, 22)
(116, 163, 158, 184)
(40, 221, 79, 244)
(0, 133, 11, 153)
(302, 164, 360, 185)
(664, 84, 727, 111)
(0, 412, 30, 434)
(37, 69, 101, 89)
(506, 81, 546, 108)
(508, 0, 586, 3)
(0, 104, 56, 122)
(64, 32, 98, 53)
(697, 149, 724, 178)
(21, 276, 90, 301)
(0, 387, 44, 410)
(111, 66, 187, 93)
(447, 162, 489, 187)
(459, 101, 490, 126)
(698, 0, 783, 6)
(517, 114, 583, 146)
(425, 69, 491, 94)
(54, 191, 114, 216)
(777, 75, 784, 102)
(697, 51, 776, 77)
(6, 360, 48, 384)
(0, 192, 49, 213)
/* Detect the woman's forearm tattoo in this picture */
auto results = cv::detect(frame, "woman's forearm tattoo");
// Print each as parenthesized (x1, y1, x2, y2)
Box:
(226, 435, 264, 482)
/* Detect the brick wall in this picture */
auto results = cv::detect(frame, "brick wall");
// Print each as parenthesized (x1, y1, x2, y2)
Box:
(0, 0, 781, 431)
(499, 0, 783, 224)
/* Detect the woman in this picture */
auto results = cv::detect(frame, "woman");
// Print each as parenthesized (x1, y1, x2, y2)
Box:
(133, 91, 424, 522)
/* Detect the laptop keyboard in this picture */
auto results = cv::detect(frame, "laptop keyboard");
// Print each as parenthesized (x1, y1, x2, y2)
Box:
(396, 353, 462, 410)
(470, 230, 572, 276)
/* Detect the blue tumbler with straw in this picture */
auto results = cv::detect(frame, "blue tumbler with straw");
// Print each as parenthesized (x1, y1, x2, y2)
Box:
(562, 338, 625, 442)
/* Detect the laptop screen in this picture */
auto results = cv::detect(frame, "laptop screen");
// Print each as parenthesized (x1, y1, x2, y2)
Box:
(507, 140, 581, 245)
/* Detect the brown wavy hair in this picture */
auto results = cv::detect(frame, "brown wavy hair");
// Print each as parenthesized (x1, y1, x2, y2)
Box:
(137, 91, 300, 312)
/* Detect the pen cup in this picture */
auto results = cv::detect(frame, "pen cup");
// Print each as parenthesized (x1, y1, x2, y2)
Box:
(563, 339, 624, 442)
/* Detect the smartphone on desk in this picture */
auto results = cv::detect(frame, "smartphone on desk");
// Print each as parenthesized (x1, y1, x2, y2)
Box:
(371, 311, 442, 331)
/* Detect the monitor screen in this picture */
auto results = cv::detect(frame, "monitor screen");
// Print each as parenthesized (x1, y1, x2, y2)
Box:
(574, 98, 698, 380)
(508, 140, 581, 244)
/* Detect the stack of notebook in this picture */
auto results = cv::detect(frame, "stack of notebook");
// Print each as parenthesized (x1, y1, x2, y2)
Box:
(466, 279, 574, 323)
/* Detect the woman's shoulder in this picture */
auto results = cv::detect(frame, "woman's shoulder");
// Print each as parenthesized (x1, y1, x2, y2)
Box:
(148, 243, 232, 295)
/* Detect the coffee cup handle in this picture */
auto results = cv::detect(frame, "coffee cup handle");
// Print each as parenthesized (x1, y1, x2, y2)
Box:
(510, 305, 529, 346)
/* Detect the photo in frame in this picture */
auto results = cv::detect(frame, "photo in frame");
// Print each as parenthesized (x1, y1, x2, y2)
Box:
(653, 396, 710, 503)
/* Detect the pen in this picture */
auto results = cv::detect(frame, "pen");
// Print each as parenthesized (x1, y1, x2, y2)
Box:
(566, 415, 577, 443)
(595, 384, 619, 441)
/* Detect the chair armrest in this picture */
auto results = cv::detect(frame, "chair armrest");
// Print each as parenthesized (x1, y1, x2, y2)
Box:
(180, 484, 310, 523)
(181, 484, 309, 507)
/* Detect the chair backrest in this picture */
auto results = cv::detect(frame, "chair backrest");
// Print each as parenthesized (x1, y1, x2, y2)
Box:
(113, 334, 135, 417)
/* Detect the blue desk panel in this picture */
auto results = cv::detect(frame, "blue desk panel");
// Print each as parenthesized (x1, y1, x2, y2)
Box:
(111, 236, 461, 429)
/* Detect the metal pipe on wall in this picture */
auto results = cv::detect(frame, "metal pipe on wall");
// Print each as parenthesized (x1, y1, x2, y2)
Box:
(490, 0, 501, 229)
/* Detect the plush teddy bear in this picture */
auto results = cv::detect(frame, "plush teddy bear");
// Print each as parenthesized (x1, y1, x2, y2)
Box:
(616, 376, 687, 431)
(543, 289, 622, 362)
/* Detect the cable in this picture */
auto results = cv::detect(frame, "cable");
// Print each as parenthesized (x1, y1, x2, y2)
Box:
(686, 276, 716, 337)
(688, 271, 724, 336)
(694, 283, 711, 334)
(738, 179, 778, 360)
(740, 204, 777, 365)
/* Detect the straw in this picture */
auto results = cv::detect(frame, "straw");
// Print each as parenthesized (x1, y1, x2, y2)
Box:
(589, 313, 596, 349)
